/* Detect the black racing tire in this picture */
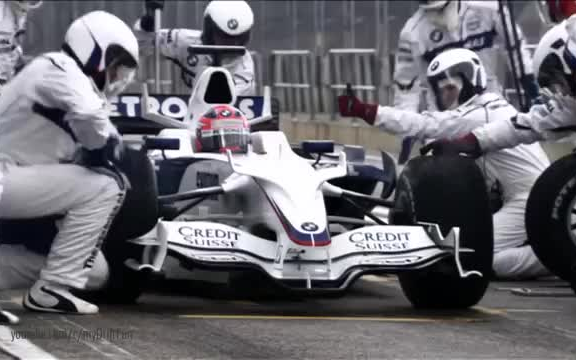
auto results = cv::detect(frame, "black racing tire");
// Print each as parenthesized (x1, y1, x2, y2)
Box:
(74, 147, 160, 304)
(392, 155, 493, 309)
(76, 241, 152, 304)
(525, 153, 576, 282)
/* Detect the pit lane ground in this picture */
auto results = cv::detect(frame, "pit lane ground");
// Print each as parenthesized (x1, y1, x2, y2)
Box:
(0, 275, 574, 360)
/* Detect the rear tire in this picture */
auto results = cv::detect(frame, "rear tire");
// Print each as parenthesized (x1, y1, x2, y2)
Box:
(525, 153, 576, 282)
(392, 155, 493, 309)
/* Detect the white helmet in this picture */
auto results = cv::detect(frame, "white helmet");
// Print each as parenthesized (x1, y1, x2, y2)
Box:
(201, 1, 254, 46)
(530, 20, 574, 94)
(419, 0, 461, 32)
(62, 11, 139, 99)
(426, 48, 487, 110)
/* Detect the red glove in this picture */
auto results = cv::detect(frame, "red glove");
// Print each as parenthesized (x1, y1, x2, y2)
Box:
(419, 133, 483, 158)
(337, 94, 378, 125)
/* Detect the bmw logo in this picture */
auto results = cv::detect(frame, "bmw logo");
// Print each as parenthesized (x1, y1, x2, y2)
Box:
(227, 19, 239, 30)
(301, 222, 319, 232)
(221, 109, 231, 117)
(430, 61, 439, 71)
(429, 29, 443, 43)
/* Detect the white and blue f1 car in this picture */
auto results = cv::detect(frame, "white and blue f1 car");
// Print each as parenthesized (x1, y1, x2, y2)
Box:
(0, 45, 494, 309)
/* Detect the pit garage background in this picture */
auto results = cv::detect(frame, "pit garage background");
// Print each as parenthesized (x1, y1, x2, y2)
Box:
(21, 0, 572, 159)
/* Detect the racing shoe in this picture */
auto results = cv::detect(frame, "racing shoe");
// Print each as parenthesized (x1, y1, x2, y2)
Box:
(0, 306, 19, 324)
(23, 280, 99, 314)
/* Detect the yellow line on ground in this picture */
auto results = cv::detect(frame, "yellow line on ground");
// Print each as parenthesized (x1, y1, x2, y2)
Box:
(178, 314, 483, 322)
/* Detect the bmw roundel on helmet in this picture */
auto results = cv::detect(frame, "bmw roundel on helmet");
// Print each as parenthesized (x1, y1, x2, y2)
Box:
(62, 11, 139, 99)
(426, 48, 487, 111)
(201, 0, 254, 46)
(538, 0, 576, 25)
(195, 105, 250, 154)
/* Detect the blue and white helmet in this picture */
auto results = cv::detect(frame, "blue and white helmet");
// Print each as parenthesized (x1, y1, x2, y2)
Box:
(62, 11, 139, 98)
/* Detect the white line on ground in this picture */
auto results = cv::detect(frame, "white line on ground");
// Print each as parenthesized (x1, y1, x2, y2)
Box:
(0, 325, 58, 360)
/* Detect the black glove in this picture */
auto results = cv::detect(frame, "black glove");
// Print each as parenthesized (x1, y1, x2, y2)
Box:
(419, 133, 483, 158)
(79, 134, 124, 168)
(78, 135, 130, 190)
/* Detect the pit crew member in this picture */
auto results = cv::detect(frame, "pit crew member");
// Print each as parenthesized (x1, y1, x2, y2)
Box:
(0, 1, 43, 95)
(394, 0, 538, 112)
(420, 13, 576, 157)
(338, 48, 551, 280)
(0, 10, 138, 317)
(135, 0, 255, 95)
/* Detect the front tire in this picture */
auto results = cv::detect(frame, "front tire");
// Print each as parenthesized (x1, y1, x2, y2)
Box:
(525, 153, 576, 283)
(392, 155, 493, 309)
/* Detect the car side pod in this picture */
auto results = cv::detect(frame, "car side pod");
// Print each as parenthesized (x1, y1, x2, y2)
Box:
(421, 221, 483, 279)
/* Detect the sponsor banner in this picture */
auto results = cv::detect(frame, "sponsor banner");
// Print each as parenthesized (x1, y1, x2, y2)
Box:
(109, 94, 265, 120)
(335, 225, 435, 253)
(162, 221, 278, 256)
(177, 225, 241, 248)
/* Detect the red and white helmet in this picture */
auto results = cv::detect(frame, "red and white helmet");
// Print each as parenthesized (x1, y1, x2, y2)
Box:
(538, 0, 576, 25)
(194, 105, 250, 154)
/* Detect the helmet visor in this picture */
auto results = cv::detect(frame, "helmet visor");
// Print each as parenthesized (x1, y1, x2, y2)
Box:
(104, 47, 138, 98)
(199, 127, 250, 153)
(213, 29, 251, 47)
(105, 63, 136, 98)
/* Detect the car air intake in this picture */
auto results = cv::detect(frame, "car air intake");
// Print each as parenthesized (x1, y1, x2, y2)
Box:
(204, 71, 233, 104)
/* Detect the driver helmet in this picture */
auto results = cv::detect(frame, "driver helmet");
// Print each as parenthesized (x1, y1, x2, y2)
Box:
(201, 0, 254, 46)
(62, 11, 139, 99)
(426, 48, 487, 111)
(195, 104, 250, 154)
(538, 0, 576, 25)
(419, 0, 461, 32)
